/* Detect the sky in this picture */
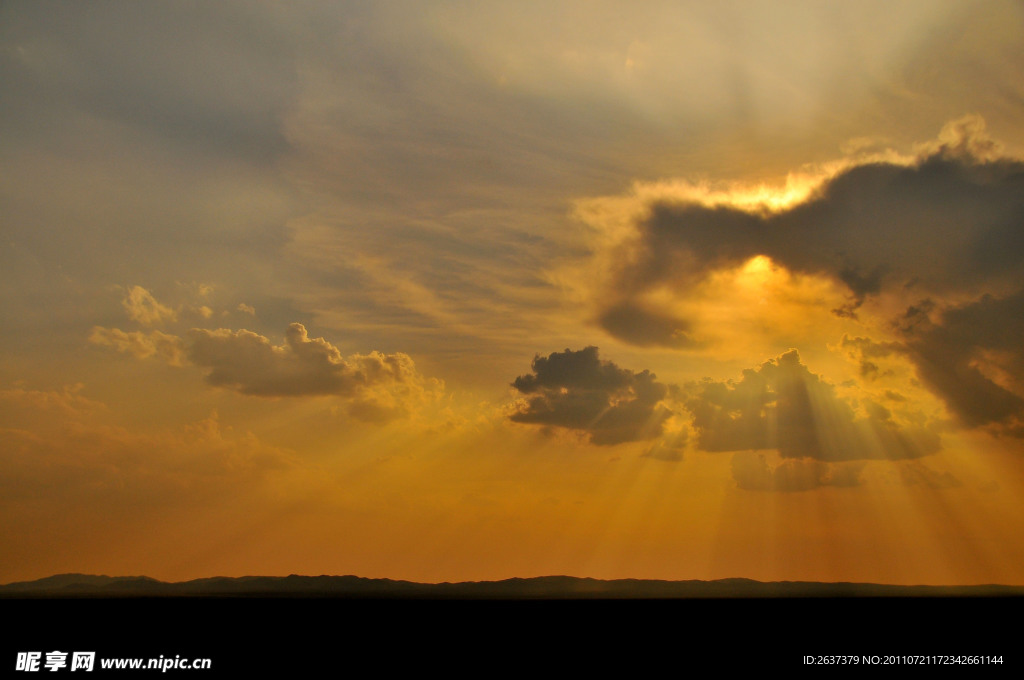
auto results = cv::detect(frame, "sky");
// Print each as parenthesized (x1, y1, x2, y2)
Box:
(3, 0, 1024, 586)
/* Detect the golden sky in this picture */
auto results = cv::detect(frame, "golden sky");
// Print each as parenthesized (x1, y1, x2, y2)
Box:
(3, 0, 1024, 586)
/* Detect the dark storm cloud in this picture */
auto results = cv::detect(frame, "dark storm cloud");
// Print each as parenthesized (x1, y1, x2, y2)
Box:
(684, 350, 939, 461)
(509, 347, 672, 445)
(597, 303, 697, 349)
(598, 118, 1024, 342)
(838, 291, 1024, 433)
(899, 290, 1024, 432)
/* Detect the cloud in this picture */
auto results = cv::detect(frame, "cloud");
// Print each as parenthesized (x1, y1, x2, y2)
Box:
(899, 290, 1024, 433)
(0, 384, 105, 420)
(731, 452, 865, 492)
(642, 430, 687, 462)
(122, 286, 177, 326)
(89, 327, 187, 365)
(508, 346, 672, 445)
(190, 323, 396, 395)
(580, 116, 1024, 346)
(89, 321, 443, 421)
(187, 323, 442, 420)
(835, 291, 1024, 434)
(836, 335, 902, 380)
(684, 350, 940, 461)
(916, 114, 1005, 163)
(596, 302, 697, 349)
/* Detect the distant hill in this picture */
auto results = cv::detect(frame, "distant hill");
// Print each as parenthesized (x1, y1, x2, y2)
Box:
(2, 573, 1022, 598)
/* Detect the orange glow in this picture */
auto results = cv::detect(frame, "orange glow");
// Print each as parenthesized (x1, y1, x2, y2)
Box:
(4, 0, 1024, 595)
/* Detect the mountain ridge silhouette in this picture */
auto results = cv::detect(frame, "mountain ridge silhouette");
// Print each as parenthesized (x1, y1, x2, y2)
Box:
(3, 573, 1022, 598)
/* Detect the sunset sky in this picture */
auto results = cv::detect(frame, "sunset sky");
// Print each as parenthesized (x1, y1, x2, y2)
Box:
(3, 0, 1024, 586)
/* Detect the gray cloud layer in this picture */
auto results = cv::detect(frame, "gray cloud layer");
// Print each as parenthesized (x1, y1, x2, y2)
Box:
(509, 346, 672, 445)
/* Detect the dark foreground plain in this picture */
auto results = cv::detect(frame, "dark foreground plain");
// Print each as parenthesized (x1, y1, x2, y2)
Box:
(3, 575, 1017, 674)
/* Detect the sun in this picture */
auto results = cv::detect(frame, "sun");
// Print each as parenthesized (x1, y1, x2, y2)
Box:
(739, 254, 776, 284)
